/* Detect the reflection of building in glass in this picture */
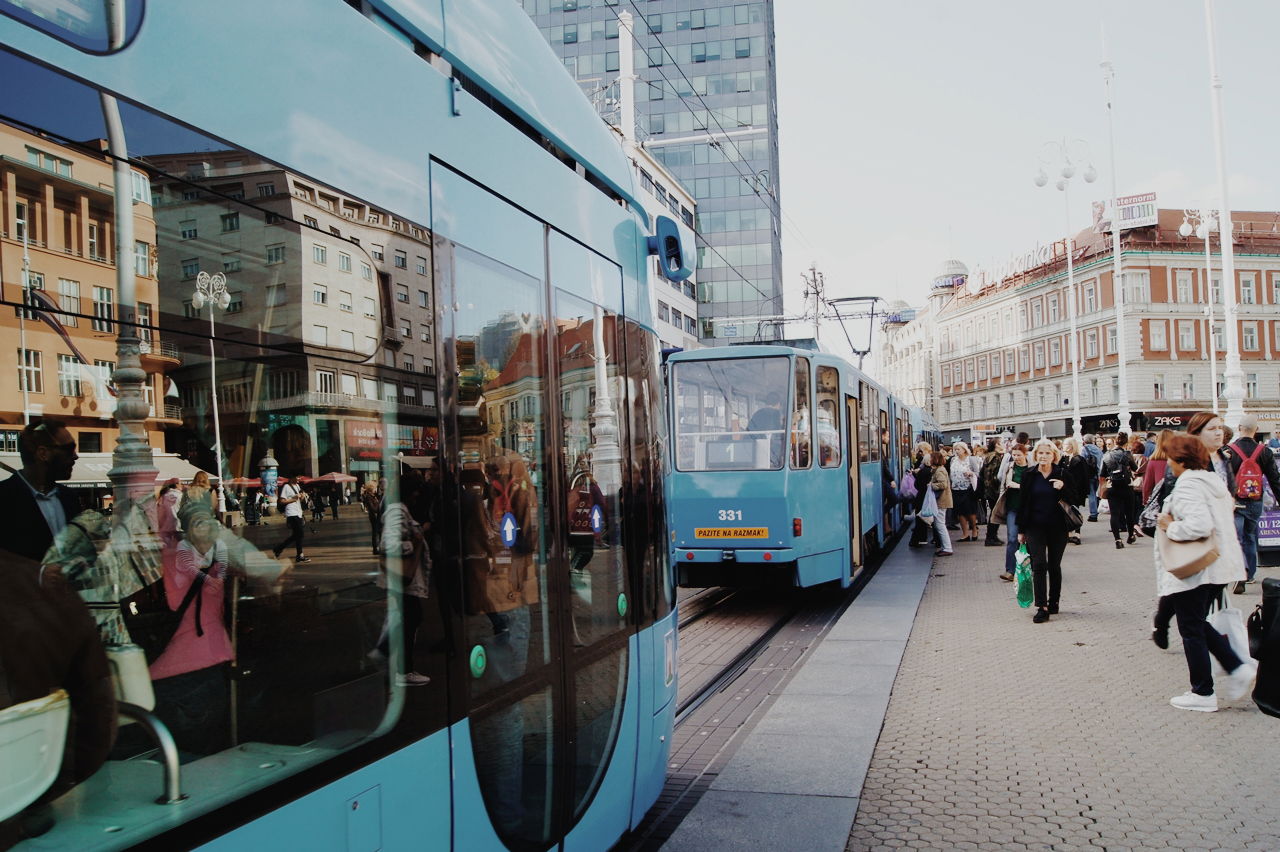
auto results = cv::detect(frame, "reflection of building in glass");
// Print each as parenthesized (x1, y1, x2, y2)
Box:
(520, 0, 782, 342)
(144, 152, 438, 480)
(0, 122, 178, 456)
(629, 145, 700, 352)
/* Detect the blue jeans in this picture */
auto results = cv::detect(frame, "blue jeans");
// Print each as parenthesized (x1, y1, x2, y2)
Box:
(1087, 478, 1099, 518)
(1234, 500, 1264, 581)
(1004, 508, 1020, 574)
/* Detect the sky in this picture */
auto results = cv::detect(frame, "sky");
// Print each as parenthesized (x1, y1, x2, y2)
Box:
(774, 0, 1280, 365)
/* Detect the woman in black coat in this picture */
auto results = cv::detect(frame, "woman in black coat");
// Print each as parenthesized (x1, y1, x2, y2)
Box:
(1016, 439, 1070, 624)
(1061, 436, 1093, 545)
(908, 441, 934, 547)
(1101, 431, 1140, 548)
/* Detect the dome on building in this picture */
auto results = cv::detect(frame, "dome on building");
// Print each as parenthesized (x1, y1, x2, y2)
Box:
(932, 258, 968, 291)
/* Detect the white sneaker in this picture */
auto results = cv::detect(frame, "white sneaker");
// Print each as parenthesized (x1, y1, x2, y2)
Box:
(1170, 691, 1218, 712)
(396, 672, 431, 687)
(1222, 660, 1258, 701)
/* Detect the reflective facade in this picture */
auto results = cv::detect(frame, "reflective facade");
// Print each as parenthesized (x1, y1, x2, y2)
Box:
(519, 0, 784, 342)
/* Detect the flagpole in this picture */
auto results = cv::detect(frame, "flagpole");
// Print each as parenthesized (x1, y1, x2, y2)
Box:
(20, 224, 32, 424)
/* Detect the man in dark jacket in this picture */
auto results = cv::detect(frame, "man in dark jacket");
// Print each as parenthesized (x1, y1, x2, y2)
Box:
(1223, 414, 1280, 592)
(0, 420, 83, 563)
(980, 437, 1005, 546)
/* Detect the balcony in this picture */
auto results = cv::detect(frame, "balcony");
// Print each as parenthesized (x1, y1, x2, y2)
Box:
(148, 402, 184, 425)
(139, 338, 182, 365)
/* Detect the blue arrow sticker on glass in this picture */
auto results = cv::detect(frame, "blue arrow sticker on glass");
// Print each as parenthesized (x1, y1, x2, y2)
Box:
(500, 512, 518, 548)
(590, 504, 604, 534)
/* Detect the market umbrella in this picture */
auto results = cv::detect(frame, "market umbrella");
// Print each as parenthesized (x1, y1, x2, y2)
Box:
(311, 472, 358, 483)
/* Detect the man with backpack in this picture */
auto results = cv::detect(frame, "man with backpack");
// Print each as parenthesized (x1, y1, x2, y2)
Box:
(1223, 414, 1280, 593)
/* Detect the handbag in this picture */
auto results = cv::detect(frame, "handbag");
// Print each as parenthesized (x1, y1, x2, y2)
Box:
(990, 490, 1008, 526)
(918, 486, 938, 521)
(1058, 500, 1083, 532)
(1154, 526, 1218, 580)
(120, 561, 211, 664)
(1207, 590, 1251, 678)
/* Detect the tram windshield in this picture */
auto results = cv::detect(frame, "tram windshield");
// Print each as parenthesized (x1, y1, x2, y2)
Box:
(672, 357, 790, 471)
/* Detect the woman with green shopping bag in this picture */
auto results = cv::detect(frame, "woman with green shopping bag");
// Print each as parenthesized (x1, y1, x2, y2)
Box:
(1016, 440, 1072, 624)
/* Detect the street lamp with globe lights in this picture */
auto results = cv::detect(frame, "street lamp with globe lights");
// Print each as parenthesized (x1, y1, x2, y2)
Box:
(1035, 139, 1097, 444)
(1179, 208, 1221, 414)
(192, 270, 231, 514)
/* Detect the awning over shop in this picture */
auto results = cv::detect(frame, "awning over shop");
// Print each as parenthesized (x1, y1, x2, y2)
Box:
(396, 456, 433, 470)
(0, 452, 217, 489)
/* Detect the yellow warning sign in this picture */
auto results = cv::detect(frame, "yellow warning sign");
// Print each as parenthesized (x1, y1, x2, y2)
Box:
(694, 527, 769, 539)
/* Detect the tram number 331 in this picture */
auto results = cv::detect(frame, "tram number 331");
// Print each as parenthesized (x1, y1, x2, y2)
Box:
(717, 509, 744, 521)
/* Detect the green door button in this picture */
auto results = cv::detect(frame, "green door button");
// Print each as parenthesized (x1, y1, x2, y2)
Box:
(469, 644, 487, 678)
(617, 593, 627, 618)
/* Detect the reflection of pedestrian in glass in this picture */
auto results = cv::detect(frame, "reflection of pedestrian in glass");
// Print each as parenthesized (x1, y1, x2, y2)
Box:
(150, 508, 243, 759)
(373, 473, 432, 687)
(0, 419, 82, 563)
(361, 479, 386, 556)
(748, 391, 785, 467)
(271, 479, 310, 563)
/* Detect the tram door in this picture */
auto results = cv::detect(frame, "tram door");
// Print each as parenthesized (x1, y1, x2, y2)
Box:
(845, 393, 862, 578)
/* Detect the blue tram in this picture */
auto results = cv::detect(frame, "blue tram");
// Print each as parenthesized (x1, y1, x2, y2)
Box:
(667, 346, 933, 588)
(0, 1, 681, 850)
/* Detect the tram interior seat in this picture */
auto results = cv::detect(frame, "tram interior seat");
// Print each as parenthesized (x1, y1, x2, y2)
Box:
(700, 436, 772, 470)
(0, 690, 69, 821)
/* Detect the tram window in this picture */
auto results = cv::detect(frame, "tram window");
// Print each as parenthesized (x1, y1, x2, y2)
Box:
(1, 0, 144, 53)
(790, 358, 812, 469)
(816, 365, 841, 468)
(672, 357, 788, 471)
(0, 49, 451, 847)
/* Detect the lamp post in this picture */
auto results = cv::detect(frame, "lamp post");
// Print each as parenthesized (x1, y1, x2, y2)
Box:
(1035, 139, 1097, 445)
(1179, 209, 1220, 414)
(1100, 52, 1133, 435)
(192, 271, 231, 513)
(1203, 0, 1245, 429)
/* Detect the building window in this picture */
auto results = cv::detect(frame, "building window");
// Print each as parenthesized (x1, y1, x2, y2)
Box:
(266, 244, 285, 264)
(18, 349, 42, 393)
(1033, 343, 1045, 370)
(1004, 351, 1014, 375)
(310, 325, 328, 346)
(1031, 301, 1043, 327)
(57, 354, 80, 397)
(338, 252, 352, 272)
(420, 324, 431, 343)
(396, 285, 409, 303)
(313, 244, 327, 264)
(1083, 283, 1097, 313)
(257, 182, 276, 197)
(363, 297, 376, 318)
(361, 262, 373, 280)
(371, 244, 385, 261)
(1182, 374, 1195, 401)
(1124, 270, 1151, 303)
(416, 256, 428, 275)
(1153, 374, 1165, 400)
(303, 215, 318, 228)
(134, 241, 150, 277)
(316, 369, 336, 394)
(57, 279, 80, 327)
(1241, 275, 1256, 305)
(1085, 330, 1098, 359)
(1049, 338, 1061, 366)
(1243, 322, 1258, 351)
(1106, 324, 1117, 355)
(658, 301, 669, 322)
(1018, 346, 1030, 372)
(340, 330, 355, 350)
(942, 364, 951, 387)
(339, 291, 353, 312)
(266, 284, 285, 307)
(417, 290, 429, 308)
(180, 258, 199, 279)
(1150, 320, 1167, 351)
(1090, 378, 1099, 405)
(1175, 270, 1194, 303)
(220, 212, 240, 233)
(313, 284, 328, 305)
(394, 251, 407, 269)
(91, 286, 114, 332)
(1048, 294, 1059, 323)
(1247, 373, 1258, 397)
(977, 358, 988, 380)
(180, 220, 197, 240)
(1211, 276, 1222, 304)
(1177, 320, 1195, 350)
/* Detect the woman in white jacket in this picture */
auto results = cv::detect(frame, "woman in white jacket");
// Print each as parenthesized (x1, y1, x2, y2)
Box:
(1154, 434, 1256, 712)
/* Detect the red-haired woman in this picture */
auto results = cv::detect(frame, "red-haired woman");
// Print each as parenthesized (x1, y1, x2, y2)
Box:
(1154, 433, 1253, 711)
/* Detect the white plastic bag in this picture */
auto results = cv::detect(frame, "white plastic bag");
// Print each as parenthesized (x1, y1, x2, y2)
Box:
(1208, 592, 1250, 678)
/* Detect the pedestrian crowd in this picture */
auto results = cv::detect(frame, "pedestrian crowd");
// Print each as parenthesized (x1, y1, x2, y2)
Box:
(902, 411, 1280, 713)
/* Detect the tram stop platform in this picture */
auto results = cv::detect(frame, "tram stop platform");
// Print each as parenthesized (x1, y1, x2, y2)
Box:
(663, 521, 1280, 851)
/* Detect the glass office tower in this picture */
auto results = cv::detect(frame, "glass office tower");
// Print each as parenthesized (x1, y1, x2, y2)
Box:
(518, 0, 783, 342)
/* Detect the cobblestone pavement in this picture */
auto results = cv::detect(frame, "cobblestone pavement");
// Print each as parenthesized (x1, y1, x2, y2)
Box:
(848, 522, 1279, 852)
